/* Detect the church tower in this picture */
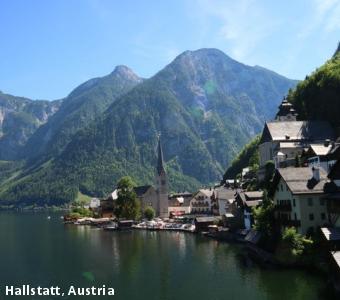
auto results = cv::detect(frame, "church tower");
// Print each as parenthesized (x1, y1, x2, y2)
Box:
(155, 135, 169, 218)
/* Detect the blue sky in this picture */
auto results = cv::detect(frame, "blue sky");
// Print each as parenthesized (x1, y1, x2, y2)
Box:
(0, 0, 340, 100)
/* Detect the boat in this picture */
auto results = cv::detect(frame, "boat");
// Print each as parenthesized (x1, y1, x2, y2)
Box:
(103, 222, 118, 231)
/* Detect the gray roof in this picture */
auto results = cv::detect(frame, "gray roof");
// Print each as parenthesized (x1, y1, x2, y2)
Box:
(244, 191, 263, 199)
(320, 227, 340, 241)
(134, 185, 153, 197)
(263, 121, 334, 142)
(277, 167, 327, 194)
(214, 187, 235, 200)
(309, 144, 332, 156)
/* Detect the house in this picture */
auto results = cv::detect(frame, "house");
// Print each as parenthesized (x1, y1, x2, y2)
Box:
(213, 186, 235, 216)
(324, 159, 340, 227)
(271, 167, 329, 235)
(302, 141, 339, 173)
(194, 216, 221, 232)
(233, 191, 263, 230)
(259, 120, 335, 168)
(190, 189, 213, 214)
(168, 192, 192, 217)
(89, 198, 101, 209)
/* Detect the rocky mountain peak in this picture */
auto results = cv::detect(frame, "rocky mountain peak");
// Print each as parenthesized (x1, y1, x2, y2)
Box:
(111, 65, 142, 82)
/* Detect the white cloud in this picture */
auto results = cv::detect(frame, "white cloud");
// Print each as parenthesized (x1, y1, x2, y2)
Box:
(193, 0, 281, 61)
(298, 0, 340, 38)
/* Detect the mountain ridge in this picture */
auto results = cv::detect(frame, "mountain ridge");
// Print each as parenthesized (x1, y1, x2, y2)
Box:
(0, 48, 297, 205)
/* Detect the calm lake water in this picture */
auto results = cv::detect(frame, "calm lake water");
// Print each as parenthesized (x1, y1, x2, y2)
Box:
(0, 211, 334, 300)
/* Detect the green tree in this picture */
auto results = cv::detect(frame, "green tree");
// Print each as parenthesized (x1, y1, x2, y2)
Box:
(253, 190, 275, 237)
(144, 206, 155, 220)
(276, 227, 313, 264)
(114, 176, 141, 220)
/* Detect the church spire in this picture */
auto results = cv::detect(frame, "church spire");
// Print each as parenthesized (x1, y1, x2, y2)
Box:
(157, 134, 166, 176)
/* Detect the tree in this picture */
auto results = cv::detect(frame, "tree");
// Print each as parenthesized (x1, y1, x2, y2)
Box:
(253, 190, 275, 236)
(114, 176, 141, 220)
(276, 227, 313, 264)
(144, 206, 155, 220)
(252, 190, 277, 250)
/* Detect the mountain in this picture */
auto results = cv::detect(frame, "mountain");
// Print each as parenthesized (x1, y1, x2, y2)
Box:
(0, 92, 61, 160)
(0, 49, 297, 206)
(287, 43, 340, 127)
(21, 65, 143, 160)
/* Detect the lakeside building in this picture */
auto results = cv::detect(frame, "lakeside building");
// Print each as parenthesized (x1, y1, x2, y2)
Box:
(232, 191, 263, 230)
(271, 167, 329, 235)
(190, 189, 213, 214)
(168, 192, 192, 217)
(212, 186, 235, 216)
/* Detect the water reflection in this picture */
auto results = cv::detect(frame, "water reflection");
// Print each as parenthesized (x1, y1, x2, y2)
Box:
(0, 212, 332, 300)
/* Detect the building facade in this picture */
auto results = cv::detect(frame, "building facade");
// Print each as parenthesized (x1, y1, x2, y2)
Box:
(272, 167, 329, 235)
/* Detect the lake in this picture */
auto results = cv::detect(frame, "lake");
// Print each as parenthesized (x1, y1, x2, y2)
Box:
(0, 211, 334, 300)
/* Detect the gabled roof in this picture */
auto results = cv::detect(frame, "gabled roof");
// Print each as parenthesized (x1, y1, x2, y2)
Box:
(309, 144, 332, 156)
(134, 185, 153, 197)
(197, 189, 214, 198)
(260, 121, 335, 143)
(273, 167, 327, 195)
(214, 187, 235, 201)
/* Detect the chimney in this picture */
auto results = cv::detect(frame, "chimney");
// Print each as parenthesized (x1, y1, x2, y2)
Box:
(312, 167, 320, 182)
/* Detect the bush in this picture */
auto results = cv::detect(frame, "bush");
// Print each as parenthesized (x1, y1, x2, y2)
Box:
(144, 206, 155, 220)
(276, 227, 313, 264)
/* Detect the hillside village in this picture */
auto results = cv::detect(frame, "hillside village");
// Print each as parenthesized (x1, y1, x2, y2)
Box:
(67, 95, 340, 292)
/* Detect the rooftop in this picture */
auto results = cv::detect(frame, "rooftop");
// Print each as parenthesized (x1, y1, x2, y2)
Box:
(320, 227, 340, 241)
(276, 167, 327, 194)
(261, 121, 335, 143)
(134, 185, 153, 196)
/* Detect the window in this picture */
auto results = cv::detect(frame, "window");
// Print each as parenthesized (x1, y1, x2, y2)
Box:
(319, 198, 325, 206)
(286, 185, 289, 191)
(309, 213, 314, 221)
(308, 198, 313, 207)
(321, 213, 326, 221)
(280, 184, 283, 191)
(294, 213, 297, 220)
(293, 199, 296, 207)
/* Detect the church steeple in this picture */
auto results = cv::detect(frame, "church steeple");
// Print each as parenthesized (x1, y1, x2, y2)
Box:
(155, 134, 168, 218)
(157, 135, 166, 176)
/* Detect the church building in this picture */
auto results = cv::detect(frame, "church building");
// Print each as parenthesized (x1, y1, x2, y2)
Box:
(155, 136, 169, 218)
